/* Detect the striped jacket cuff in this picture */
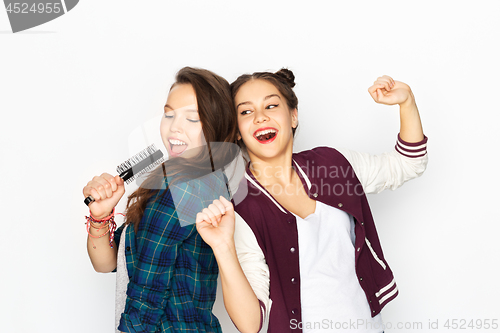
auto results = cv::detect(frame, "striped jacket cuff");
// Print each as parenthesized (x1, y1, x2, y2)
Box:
(395, 134, 428, 158)
(375, 278, 399, 308)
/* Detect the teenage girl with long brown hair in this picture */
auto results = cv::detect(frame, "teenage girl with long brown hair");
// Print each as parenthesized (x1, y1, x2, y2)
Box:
(83, 67, 238, 332)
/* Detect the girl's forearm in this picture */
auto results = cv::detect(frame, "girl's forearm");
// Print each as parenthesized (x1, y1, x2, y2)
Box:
(87, 225, 117, 273)
(399, 92, 424, 143)
(214, 243, 262, 333)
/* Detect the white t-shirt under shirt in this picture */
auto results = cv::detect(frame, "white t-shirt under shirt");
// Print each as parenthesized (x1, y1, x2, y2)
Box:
(293, 201, 383, 333)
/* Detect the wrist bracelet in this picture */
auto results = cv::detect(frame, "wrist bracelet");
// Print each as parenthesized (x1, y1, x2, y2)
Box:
(89, 208, 115, 223)
(85, 208, 118, 249)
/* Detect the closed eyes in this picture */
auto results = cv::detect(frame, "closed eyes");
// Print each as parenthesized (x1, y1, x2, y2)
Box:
(163, 114, 200, 123)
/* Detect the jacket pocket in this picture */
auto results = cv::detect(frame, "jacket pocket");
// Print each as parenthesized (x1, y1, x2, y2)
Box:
(365, 237, 386, 270)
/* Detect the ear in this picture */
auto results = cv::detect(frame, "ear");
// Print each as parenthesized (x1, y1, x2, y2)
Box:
(237, 132, 242, 141)
(291, 109, 298, 128)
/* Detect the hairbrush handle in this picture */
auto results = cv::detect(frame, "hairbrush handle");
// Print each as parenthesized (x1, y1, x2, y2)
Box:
(84, 195, 96, 206)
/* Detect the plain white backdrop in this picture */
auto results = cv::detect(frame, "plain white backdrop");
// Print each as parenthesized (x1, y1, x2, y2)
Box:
(1, 1, 499, 332)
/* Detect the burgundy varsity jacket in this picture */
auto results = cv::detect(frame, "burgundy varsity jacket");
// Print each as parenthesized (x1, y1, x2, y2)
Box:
(233, 142, 427, 332)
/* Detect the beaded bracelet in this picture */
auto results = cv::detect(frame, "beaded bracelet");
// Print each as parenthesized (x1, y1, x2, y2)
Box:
(85, 209, 118, 249)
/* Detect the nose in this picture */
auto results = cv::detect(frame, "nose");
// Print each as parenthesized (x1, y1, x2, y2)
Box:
(253, 109, 269, 124)
(169, 116, 183, 133)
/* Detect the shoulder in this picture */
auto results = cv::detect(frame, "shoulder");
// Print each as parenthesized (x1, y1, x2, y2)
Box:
(295, 146, 342, 158)
(293, 146, 349, 166)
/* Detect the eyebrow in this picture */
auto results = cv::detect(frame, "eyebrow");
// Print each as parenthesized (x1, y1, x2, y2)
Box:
(164, 104, 198, 112)
(236, 94, 281, 109)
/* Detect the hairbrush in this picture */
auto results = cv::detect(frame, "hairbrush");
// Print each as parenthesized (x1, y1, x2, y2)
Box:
(84, 144, 165, 206)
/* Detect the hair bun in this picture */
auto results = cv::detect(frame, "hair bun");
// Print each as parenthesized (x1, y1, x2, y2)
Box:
(275, 68, 296, 88)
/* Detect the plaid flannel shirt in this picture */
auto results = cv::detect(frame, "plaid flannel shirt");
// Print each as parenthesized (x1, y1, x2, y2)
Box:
(115, 169, 230, 333)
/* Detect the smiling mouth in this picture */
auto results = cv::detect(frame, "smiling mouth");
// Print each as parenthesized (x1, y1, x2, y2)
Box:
(254, 128, 278, 143)
(168, 139, 188, 156)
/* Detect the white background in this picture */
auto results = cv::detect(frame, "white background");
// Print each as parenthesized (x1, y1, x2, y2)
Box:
(1, 1, 499, 332)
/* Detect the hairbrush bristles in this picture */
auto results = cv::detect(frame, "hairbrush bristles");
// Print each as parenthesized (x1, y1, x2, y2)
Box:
(116, 144, 165, 184)
(117, 144, 159, 174)
(123, 155, 165, 184)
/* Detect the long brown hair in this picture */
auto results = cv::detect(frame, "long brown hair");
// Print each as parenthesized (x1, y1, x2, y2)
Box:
(230, 68, 299, 153)
(125, 67, 238, 231)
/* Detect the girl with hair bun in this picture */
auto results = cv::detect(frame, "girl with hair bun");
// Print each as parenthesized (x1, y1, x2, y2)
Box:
(196, 68, 428, 332)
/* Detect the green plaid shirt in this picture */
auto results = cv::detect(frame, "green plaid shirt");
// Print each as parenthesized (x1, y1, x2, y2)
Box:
(115, 170, 230, 333)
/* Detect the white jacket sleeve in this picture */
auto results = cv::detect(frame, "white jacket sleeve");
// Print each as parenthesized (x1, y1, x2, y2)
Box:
(233, 212, 272, 327)
(337, 134, 428, 194)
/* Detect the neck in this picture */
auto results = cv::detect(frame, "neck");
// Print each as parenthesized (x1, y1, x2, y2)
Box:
(247, 143, 295, 187)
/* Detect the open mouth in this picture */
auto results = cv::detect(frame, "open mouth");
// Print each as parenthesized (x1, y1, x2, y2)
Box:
(168, 138, 188, 156)
(254, 128, 278, 144)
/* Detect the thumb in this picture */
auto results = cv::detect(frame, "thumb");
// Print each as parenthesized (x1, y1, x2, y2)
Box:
(115, 175, 125, 187)
(115, 175, 126, 199)
(219, 196, 234, 216)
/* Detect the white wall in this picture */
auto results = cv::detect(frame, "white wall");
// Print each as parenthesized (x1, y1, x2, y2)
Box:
(1, 1, 499, 332)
